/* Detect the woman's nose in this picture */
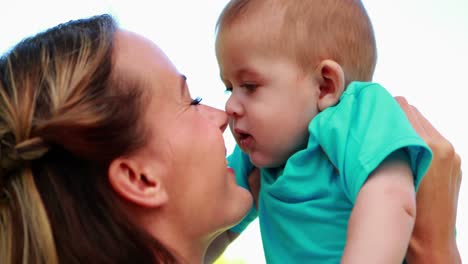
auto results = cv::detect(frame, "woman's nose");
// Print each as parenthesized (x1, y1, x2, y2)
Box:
(200, 105, 228, 132)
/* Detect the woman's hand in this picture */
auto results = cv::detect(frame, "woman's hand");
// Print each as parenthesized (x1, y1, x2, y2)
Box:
(395, 97, 462, 264)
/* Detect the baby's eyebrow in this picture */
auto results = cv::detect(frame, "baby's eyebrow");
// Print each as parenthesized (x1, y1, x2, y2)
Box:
(236, 67, 262, 81)
(220, 67, 264, 84)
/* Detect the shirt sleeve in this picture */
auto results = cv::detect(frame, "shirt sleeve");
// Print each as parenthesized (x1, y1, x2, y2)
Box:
(310, 82, 432, 204)
(227, 145, 258, 234)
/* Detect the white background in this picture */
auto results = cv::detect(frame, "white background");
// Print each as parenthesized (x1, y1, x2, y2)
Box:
(1, 1, 466, 262)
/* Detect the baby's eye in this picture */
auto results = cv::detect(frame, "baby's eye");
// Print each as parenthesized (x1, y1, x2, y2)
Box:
(241, 83, 258, 91)
(224, 87, 233, 94)
(190, 96, 203, 105)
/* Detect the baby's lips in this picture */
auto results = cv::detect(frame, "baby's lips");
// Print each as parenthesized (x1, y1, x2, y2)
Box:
(234, 127, 250, 138)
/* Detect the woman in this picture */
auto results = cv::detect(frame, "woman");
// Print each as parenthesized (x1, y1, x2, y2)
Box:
(0, 14, 251, 263)
(0, 14, 461, 263)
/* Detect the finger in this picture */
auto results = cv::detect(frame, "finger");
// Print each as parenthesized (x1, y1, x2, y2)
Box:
(395, 97, 413, 122)
(395, 97, 428, 138)
(450, 153, 462, 202)
(454, 153, 462, 175)
(410, 105, 444, 140)
(455, 153, 462, 192)
(457, 170, 462, 195)
(394, 96, 408, 107)
(454, 172, 462, 211)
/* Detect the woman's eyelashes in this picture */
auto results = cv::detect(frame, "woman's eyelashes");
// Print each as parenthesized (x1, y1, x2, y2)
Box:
(190, 96, 203, 105)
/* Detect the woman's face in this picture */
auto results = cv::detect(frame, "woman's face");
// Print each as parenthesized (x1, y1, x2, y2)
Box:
(113, 30, 253, 239)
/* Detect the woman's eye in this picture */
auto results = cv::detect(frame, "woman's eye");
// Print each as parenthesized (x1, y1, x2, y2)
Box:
(224, 86, 233, 94)
(190, 96, 203, 105)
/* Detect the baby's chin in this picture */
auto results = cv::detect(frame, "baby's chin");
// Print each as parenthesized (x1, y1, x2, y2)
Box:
(248, 151, 286, 169)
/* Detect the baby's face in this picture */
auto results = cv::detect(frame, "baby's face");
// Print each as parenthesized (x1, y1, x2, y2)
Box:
(216, 25, 321, 168)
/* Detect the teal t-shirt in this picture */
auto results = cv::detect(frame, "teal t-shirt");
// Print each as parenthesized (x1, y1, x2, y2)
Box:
(228, 82, 432, 263)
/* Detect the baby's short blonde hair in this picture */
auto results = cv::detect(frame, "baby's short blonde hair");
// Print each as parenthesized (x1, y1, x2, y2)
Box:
(216, 0, 377, 85)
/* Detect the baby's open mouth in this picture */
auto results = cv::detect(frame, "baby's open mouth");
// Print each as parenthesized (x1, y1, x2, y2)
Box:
(238, 132, 251, 140)
(237, 131, 254, 150)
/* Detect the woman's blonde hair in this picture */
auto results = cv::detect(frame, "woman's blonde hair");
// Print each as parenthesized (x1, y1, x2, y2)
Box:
(0, 14, 175, 263)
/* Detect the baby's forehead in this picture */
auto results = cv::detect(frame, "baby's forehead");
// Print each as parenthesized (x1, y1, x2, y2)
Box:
(216, 7, 286, 52)
(217, 0, 286, 34)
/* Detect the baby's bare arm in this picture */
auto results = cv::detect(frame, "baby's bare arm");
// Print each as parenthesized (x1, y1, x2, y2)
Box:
(341, 151, 415, 264)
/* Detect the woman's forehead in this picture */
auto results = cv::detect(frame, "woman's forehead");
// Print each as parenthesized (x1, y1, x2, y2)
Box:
(113, 30, 180, 91)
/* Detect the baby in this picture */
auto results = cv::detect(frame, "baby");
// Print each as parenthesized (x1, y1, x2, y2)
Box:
(216, 0, 432, 262)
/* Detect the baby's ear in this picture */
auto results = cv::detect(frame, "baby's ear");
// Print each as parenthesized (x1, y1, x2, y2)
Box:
(315, 60, 345, 111)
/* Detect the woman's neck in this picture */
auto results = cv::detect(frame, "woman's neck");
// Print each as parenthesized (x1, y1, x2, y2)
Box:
(169, 236, 208, 263)
(144, 215, 210, 263)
